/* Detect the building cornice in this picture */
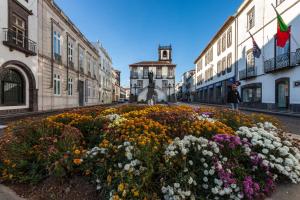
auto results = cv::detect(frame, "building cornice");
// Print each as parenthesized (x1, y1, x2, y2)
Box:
(45, 0, 99, 56)
(194, 16, 235, 64)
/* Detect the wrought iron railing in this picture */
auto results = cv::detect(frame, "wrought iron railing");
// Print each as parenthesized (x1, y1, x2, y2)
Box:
(264, 51, 300, 73)
(239, 66, 257, 80)
(2, 28, 37, 55)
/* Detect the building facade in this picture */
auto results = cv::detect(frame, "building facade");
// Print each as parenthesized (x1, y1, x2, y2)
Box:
(0, 0, 115, 114)
(194, 0, 300, 112)
(129, 45, 176, 103)
(93, 41, 113, 104)
(112, 69, 120, 102)
(179, 69, 196, 102)
(194, 16, 236, 104)
(0, 0, 39, 114)
(236, 0, 300, 111)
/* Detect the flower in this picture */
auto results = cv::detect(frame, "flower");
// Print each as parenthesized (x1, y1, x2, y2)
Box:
(73, 158, 82, 165)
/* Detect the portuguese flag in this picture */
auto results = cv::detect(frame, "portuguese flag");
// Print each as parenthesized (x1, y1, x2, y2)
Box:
(272, 4, 290, 47)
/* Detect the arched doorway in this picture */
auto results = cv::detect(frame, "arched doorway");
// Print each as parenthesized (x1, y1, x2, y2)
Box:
(0, 68, 25, 106)
(275, 78, 289, 109)
(0, 61, 38, 112)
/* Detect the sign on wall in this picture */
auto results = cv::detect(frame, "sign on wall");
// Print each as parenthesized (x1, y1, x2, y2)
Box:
(294, 81, 300, 87)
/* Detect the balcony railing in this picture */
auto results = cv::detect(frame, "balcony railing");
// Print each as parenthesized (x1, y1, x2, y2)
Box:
(2, 28, 37, 56)
(156, 74, 162, 79)
(264, 51, 300, 73)
(239, 67, 257, 80)
(130, 72, 138, 79)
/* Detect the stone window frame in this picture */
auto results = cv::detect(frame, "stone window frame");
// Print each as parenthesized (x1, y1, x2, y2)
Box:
(247, 6, 255, 31)
(7, 0, 33, 54)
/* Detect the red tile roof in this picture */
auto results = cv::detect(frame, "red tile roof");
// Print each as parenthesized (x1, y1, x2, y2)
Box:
(129, 61, 176, 67)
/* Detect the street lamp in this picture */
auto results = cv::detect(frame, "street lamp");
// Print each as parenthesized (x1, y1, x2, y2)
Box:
(168, 83, 172, 102)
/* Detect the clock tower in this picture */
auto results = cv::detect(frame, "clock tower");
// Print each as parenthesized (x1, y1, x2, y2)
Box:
(158, 45, 172, 62)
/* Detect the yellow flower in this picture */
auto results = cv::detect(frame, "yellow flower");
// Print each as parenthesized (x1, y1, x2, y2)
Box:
(73, 158, 82, 165)
(107, 175, 112, 184)
(118, 183, 125, 192)
(133, 190, 139, 197)
(112, 195, 120, 200)
(74, 149, 81, 155)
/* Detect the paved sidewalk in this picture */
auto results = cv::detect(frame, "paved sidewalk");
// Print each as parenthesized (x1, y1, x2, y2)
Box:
(0, 184, 25, 200)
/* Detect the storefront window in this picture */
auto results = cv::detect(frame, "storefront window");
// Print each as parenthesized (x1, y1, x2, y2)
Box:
(242, 83, 261, 103)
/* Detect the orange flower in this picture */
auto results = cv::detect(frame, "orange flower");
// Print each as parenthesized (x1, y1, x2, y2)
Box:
(73, 158, 82, 165)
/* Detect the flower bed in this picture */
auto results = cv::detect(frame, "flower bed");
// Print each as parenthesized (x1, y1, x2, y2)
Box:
(0, 105, 299, 200)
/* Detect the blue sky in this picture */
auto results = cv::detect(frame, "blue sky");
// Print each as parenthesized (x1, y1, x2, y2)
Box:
(55, 0, 243, 87)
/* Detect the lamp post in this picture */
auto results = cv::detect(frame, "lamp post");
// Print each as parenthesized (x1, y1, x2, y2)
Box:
(168, 83, 171, 102)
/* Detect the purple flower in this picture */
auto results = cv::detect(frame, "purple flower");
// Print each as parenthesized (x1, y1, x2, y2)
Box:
(212, 134, 242, 149)
(243, 176, 260, 200)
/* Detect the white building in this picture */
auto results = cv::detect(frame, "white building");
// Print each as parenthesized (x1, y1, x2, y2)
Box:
(93, 41, 113, 104)
(237, 0, 300, 111)
(0, 0, 39, 114)
(180, 69, 196, 102)
(194, 0, 300, 112)
(194, 16, 236, 104)
(129, 45, 176, 102)
(0, 0, 115, 114)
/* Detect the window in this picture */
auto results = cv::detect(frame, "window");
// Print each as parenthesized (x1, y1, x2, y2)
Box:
(217, 61, 221, 77)
(227, 53, 232, 73)
(168, 67, 174, 77)
(276, 0, 285, 6)
(205, 48, 213, 65)
(217, 39, 221, 56)
(53, 74, 61, 95)
(0, 68, 25, 106)
(143, 67, 149, 78)
(93, 85, 95, 97)
(156, 67, 162, 78)
(162, 80, 168, 91)
(222, 33, 226, 52)
(163, 50, 168, 58)
(53, 31, 61, 56)
(79, 47, 84, 71)
(242, 84, 262, 103)
(227, 27, 232, 47)
(222, 57, 226, 75)
(87, 55, 91, 74)
(197, 59, 203, 72)
(68, 41, 73, 63)
(68, 77, 73, 96)
(246, 49, 255, 70)
(11, 14, 25, 47)
(247, 7, 255, 30)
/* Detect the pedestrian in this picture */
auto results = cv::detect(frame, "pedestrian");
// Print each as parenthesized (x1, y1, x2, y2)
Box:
(227, 84, 242, 110)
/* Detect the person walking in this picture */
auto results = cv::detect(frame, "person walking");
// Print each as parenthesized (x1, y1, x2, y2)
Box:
(227, 84, 242, 110)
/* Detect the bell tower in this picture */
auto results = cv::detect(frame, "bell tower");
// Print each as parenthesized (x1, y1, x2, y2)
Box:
(158, 45, 172, 62)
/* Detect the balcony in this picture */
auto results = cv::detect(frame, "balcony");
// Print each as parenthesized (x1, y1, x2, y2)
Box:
(264, 51, 300, 73)
(156, 74, 162, 79)
(239, 67, 257, 80)
(2, 28, 37, 56)
(130, 72, 138, 79)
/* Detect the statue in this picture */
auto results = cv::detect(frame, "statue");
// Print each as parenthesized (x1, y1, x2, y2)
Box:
(146, 71, 155, 104)
(148, 71, 154, 87)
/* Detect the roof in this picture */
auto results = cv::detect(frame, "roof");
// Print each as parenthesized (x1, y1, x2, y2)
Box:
(194, 16, 235, 64)
(129, 61, 176, 67)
